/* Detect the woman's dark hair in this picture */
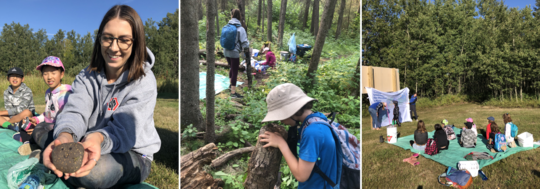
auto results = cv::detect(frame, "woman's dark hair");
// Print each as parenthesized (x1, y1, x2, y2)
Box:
(417, 120, 426, 133)
(231, 9, 242, 20)
(88, 5, 147, 82)
(293, 101, 314, 117)
(491, 122, 500, 133)
(434, 124, 442, 130)
(503, 113, 512, 124)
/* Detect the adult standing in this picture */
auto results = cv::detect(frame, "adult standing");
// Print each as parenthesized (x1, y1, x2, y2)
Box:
(368, 102, 386, 130)
(224, 9, 250, 98)
(39, 5, 161, 188)
(410, 93, 418, 121)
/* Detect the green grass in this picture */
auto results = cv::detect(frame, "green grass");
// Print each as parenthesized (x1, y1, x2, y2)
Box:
(362, 103, 540, 188)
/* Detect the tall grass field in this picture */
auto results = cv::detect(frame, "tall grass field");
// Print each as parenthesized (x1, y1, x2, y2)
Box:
(362, 103, 540, 188)
(0, 75, 179, 189)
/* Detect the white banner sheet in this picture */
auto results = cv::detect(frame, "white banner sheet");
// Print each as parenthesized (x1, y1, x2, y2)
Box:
(366, 87, 412, 127)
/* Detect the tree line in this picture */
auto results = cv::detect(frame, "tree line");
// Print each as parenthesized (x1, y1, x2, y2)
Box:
(0, 9, 178, 78)
(363, 0, 540, 101)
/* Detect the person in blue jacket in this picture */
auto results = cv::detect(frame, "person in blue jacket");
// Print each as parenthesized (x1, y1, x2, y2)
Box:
(410, 93, 418, 121)
(369, 102, 386, 130)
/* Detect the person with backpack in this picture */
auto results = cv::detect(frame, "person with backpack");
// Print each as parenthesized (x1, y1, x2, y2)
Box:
(459, 122, 476, 148)
(368, 102, 386, 130)
(392, 100, 401, 127)
(465, 118, 478, 136)
(409, 93, 418, 121)
(488, 122, 507, 152)
(259, 83, 360, 189)
(503, 113, 517, 148)
(433, 124, 449, 151)
(441, 119, 456, 140)
(484, 116, 495, 140)
(409, 120, 428, 151)
(221, 9, 250, 98)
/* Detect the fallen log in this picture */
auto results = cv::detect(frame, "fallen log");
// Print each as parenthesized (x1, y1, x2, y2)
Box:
(210, 146, 256, 169)
(180, 143, 224, 189)
(244, 124, 288, 188)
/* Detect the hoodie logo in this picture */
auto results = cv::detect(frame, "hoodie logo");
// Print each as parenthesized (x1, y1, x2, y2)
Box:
(107, 97, 119, 111)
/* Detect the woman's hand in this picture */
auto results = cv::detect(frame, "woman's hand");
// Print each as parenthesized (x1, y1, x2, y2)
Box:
(43, 132, 74, 180)
(259, 131, 285, 148)
(69, 132, 104, 178)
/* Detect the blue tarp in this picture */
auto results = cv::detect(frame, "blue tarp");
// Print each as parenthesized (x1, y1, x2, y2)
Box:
(199, 72, 243, 99)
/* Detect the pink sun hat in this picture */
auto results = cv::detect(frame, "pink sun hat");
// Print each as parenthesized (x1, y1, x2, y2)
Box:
(466, 118, 473, 123)
(36, 56, 65, 71)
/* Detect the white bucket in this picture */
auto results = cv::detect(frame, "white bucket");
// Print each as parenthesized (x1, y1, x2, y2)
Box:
(387, 126, 397, 143)
(517, 132, 534, 148)
(280, 51, 289, 61)
(458, 161, 479, 177)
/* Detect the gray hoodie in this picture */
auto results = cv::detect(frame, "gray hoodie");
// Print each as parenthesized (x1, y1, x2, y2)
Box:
(54, 47, 161, 161)
(223, 18, 250, 58)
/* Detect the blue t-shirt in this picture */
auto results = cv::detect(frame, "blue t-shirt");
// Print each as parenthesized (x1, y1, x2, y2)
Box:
(298, 114, 338, 189)
(369, 102, 381, 109)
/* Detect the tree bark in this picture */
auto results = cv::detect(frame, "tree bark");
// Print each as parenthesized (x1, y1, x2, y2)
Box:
(257, 0, 262, 27)
(345, 0, 353, 33)
(221, 0, 227, 12)
(311, 0, 319, 36)
(244, 124, 287, 188)
(350, 58, 361, 97)
(267, 0, 273, 42)
(262, 0, 265, 40)
(300, 0, 312, 31)
(278, 0, 288, 48)
(205, 0, 217, 144)
(237, 0, 247, 32)
(180, 143, 224, 189)
(198, 0, 204, 20)
(216, 0, 220, 39)
(181, 0, 206, 131)
(334, 0, 346, 39)
(306, 0, 338, 85)
(210, 146, 256, 169)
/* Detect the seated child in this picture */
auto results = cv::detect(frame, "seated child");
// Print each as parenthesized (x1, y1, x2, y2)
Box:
(16, 56, 72, 155)
(392, 100, 400, 127)
(488, 122, 507, 152)
(433, 124, 449, 150)
(260, 47, 276, 72)
(485, 116, 495, 140)
(409, 120, 428, 151)
(503, 113, 517, 148)
(0, 67, 35, 133)
(459, 122, 476, 148)
(465, 117, 478, 136)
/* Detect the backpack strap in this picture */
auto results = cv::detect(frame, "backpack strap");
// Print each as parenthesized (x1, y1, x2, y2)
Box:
(308, 120, 342, 188)
(328, 112, 338, 124)
(312, 165, 337, 187)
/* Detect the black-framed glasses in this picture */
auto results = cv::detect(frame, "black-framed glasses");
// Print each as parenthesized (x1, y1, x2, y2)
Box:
(99, 34, 133, 50)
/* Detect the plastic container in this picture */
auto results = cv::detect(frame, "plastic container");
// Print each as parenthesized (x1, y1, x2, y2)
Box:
(19, 174, 39, 189)
(387, 126, 397, 143)
(517, 132, 534, 147)
(458, 161, 479, 177)
(279, 51, 289, 61)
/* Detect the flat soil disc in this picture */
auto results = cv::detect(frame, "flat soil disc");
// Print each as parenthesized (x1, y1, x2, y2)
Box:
(51, 142, 84, 173)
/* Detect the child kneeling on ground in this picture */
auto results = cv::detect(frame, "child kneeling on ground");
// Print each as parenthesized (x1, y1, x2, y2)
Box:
(0, 67, 36, 132)
(16, 56, 73, 156)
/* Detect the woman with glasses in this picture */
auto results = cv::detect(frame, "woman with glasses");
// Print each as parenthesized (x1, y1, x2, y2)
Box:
(39, 5, 161, 188)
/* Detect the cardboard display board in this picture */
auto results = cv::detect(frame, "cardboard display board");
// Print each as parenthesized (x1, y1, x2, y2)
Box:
(362, 66, 400, 93)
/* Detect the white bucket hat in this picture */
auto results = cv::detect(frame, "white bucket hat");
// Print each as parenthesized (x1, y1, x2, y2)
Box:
(262, 83, 316, 122)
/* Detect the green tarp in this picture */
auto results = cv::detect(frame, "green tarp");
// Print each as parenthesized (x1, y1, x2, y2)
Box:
(388, 127, 540, 169)
(0, 129, 158, 189)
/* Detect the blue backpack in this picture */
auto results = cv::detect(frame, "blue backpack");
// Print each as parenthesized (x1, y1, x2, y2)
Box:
(509, 122, 518, 138)
(494, 133, 507, 152)
(220, 24, 240, 50)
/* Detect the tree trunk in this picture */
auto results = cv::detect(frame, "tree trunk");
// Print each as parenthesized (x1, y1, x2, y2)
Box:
(278, 0, 288, 48)
(266, 0, 272, 42)
(180, 143, 224, 189)
(262, 0, 265, 40)
(181, 0, 206, 131)
(244, 124, 287, 188)
(311, 0, 319, 36)
(221, 0, 227, 12)
(301, 0, 312, 31)
(350, 58, 361, 97)
(306, 0, 337, 86)
(257, 0, 262, 27)
(515, 86, 518, 103)
(345, 0, 353, 33)
(198, 0, 204, 20)
(216, 0, 220, 39)
(334, 0, 346, 39)
(205, 0, 217, 144)
(237, 0, 248, 35)
(210, 146, 256, 169)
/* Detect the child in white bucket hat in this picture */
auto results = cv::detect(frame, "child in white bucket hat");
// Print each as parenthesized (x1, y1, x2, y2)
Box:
(259, 83, 340, 189)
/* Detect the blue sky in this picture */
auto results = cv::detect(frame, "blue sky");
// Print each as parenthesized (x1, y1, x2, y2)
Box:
(504, 0, 537, 10)
(0, 0, 178, 37)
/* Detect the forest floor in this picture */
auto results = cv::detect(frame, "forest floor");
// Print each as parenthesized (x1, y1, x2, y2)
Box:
(362, 103, 540, 188)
